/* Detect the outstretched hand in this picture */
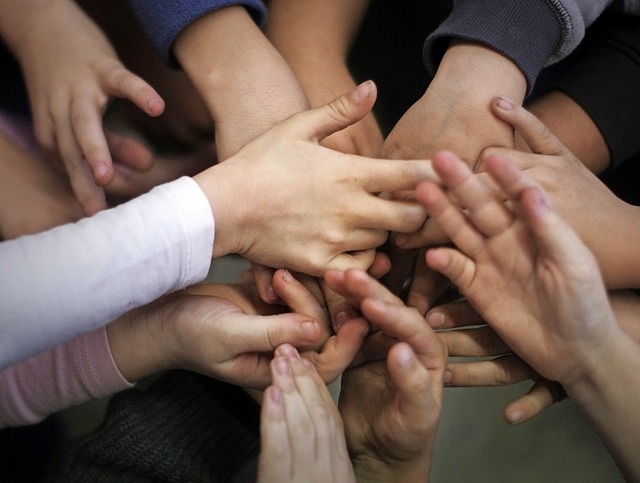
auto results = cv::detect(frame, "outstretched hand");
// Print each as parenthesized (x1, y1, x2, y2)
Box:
(325, 268, 445, 482)
(197, 81, 435, 276)
(417, 149, 616, 389)
(2, 0, 164, 215)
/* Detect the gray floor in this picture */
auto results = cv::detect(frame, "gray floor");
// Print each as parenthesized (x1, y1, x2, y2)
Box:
(58, 254, 623, 482)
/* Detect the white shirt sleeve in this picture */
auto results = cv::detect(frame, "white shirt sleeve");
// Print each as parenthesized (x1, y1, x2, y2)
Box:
(0, 177, 214, 370)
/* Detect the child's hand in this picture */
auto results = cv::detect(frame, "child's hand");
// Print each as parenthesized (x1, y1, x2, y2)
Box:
(325, 268, 446, 482)
(417, 149, 617, 389)
(3, 0, 164, 215)
(196, 81, 435, 276)
(106, 281, 329, 389)
(258, 345, 356, 483)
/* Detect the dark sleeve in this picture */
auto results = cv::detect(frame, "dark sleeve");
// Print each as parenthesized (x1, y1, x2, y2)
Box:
(548, 12, 640, 167)
(126, 0, 267, 66)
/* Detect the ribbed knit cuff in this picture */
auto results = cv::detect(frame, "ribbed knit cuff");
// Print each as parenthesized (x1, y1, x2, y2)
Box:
(423, 0, 563, 95)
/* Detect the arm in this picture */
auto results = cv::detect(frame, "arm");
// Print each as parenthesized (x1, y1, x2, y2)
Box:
(0, 281, 327, 427)
(0, 0, 164, 215)
(172, 5, 308, 160)
(266, 0, 382, 157)
(416, 143, 640, 480)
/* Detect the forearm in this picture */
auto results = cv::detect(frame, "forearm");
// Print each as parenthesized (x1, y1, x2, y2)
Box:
(173, 6, 308, 158)
(525, 92, 610, 174)
(563, 330, 640, 481)
(266, 0, 370, 77)
(0, 327, 131, 428)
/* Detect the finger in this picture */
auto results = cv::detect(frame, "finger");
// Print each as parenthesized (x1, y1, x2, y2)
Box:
(429, 150, 513, 237)
(367, 251, 391, 279)
(424, 245, 476, 295)
(252, 263, 281, 304)
(325, 268, 404, 310)
(56, 117, 107, 215)
(445, 354, 536, 387)
(293, 80, 377, 143)
(415, 181, 484, 259)
(102, 66, 165, 117)
(269, 357, 316, 463)
(319, 280, 358, 333)
(406, 253, 450, 316)
(361, 298, 444, 361)
(387, 342, 443, 422)
(437, 325, 511, 357)
(105, 130, 154, 172)
(326, 249, 377, 273)
(504, 378, 566, 425)
(394, 216, 451, 249)
(303, 317, 369, 383)
(229, 312, 324, 352)
(425, 299, 484, 330)
(272, 269, 331, 345)
(355, 197, 427, 233)
(258, 385, 291, 481)
(70, 97, 114, 186)
(491, 98, 568, 156)
(485, 156, 594, 271)
(348, 158, 438, 194)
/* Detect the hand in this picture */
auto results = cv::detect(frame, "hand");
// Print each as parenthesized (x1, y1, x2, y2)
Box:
(0, 130, 84, 240)
(428, 299, 566, 425)
(417, 149, 618, 389)
(196, 81, 435, 276)
(1, 0, 165, 215)
(325, 268, 446, 482)
(476, 97, 640, 290)
(258, 345, 356, 483)
(106, 281, 329, 389)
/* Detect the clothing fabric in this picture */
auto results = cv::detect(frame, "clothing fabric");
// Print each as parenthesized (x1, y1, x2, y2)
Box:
(0, 327, 131, 428)
(46, 371, 260, 483)
(126, 0, 267, 66)
(547, 11, 640, 167)
(0, 176, 214, 370)
(423, 0, 640, 95)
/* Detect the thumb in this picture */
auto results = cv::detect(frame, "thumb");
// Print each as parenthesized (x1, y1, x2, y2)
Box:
(294, 80, 377, 143)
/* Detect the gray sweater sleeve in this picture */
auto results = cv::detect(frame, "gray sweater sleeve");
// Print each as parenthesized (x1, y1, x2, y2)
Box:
(422, 0, 624, 95)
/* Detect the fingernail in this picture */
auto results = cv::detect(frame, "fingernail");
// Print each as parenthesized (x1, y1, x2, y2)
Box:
(507, 409, 523, 424)
(279, 344, 300, 360)
(94, 163, 109, 182)
(276, 358, 290, 376)
(426, 311, 445, 328)
(147, 97, 163, 114)
(282, 269, 292, 282)
(395, 233, 409, 248)
(443, 370, 452, 385)
(265, 285, 277, 302)
(301, 321, 317, 340)
(397, 347, 415, 368)
(496, 97, 515, 110)
(353, 80, 374, 102)
(269, 386, 283, 404)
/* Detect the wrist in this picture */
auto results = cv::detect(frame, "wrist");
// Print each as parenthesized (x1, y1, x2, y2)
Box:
(352, 455, 431, 483)
(106, 302, 174, 383)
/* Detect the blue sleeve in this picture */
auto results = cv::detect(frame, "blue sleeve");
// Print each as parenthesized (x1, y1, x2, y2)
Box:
(127, 0, 267, 66)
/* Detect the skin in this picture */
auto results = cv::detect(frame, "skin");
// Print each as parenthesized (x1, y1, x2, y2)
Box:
(195, 82, 435, 275)
(0, 0, 165, 215)
(416, 149, 640, 481)
(325, 268, 446, 483)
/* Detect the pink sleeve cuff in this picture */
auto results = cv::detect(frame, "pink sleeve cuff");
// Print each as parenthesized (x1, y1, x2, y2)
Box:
(0, 327, 133, 427)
